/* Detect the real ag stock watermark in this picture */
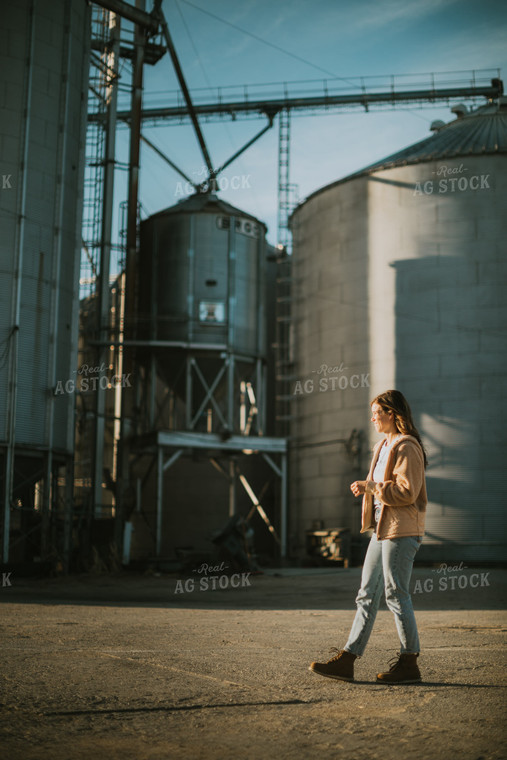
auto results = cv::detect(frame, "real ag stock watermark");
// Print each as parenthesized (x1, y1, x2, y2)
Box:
(1, 572, 12, 587)
(54, 362, 132, 396)
(173, 561, 252, 594)
(175, 166, 252, 197)
(413, 163, 491, 196)
(293, 363, 370, 396)
(412, 561, 490, 594)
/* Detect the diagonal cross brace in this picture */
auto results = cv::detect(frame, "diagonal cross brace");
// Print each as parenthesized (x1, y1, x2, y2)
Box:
(190, 358, 228, 429)
(238, 473, 281, 546)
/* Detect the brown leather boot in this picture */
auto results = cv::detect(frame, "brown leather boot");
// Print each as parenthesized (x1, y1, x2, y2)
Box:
(376, 653, 421, 684)
(309, 648, 357, 681)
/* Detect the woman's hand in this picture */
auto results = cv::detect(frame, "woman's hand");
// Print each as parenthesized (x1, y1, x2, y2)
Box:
(350, 480, 366, 497)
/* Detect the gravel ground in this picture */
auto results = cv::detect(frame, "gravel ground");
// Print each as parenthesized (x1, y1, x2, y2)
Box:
(0, 565, 506, 760)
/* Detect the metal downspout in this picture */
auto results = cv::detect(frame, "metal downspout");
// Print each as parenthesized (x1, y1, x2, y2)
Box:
(116, 0, 145, 550)
(155, 5, 214, 182)
(63, 1, 92, 573)
(93, 11, 121, 520)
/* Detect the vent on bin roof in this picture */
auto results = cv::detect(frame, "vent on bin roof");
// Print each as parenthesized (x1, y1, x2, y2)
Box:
(451, 103, 468, 118)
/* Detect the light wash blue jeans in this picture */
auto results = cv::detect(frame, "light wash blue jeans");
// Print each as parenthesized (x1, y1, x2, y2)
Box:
(344, 532, 422, 656)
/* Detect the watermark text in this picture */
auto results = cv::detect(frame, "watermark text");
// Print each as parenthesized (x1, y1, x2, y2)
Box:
(413, 562, 490, 594)
(174, 562, 252, 594)
(413, 164, 491, 196)
(293, 363, 369, 395)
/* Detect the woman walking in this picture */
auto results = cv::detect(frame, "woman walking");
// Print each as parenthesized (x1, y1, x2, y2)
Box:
(309, 390, 427, 684)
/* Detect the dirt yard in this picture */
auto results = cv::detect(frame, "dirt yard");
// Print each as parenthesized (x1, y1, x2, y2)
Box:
(1, 565, 506, 760)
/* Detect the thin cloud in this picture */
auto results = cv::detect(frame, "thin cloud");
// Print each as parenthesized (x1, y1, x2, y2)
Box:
(346, 0, 465, 31)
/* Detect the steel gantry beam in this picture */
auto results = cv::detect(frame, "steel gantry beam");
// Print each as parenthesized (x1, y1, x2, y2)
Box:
(91, 0, 159, 34)
(96, 78, 504, 125)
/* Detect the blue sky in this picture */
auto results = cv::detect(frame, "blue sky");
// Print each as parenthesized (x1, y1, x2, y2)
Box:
(113, 0, 507, 245)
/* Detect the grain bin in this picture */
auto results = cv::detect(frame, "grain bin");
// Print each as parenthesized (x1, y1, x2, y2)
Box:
(138, 192, 268, 434)
(290, 99, 507, 562)
(128, 195, 284, 561)
(0, 0, 90, 561)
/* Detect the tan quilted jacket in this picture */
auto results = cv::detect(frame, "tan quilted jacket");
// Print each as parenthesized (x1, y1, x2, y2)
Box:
(360, 435, 427, 540)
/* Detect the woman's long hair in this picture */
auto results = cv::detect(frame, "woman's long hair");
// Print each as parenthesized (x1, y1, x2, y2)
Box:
(372, 390, 428, 468)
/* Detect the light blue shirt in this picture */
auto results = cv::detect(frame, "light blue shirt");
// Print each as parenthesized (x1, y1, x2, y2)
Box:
(372, 437, 400, 522)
